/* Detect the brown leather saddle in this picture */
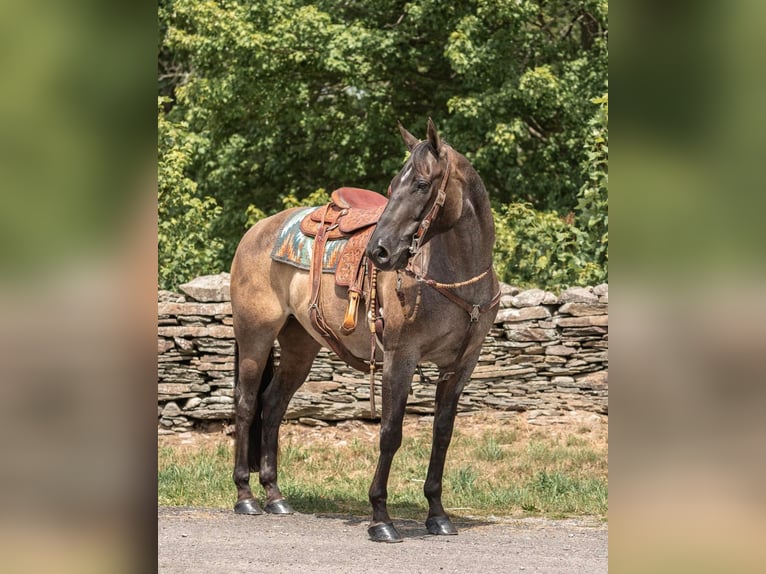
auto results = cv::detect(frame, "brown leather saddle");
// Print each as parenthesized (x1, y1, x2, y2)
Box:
(299, 187, 386, 369)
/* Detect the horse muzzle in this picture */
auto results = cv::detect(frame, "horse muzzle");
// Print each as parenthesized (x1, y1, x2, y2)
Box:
(366, 236, 411, 271)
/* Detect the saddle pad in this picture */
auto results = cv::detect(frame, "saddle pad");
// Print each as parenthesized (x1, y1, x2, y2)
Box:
(270, 208, 347, 272)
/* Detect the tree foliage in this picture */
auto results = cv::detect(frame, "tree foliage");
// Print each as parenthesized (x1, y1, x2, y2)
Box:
(158, 0, 608, 290)
(158, 98, 224, 289)
(493, 203, 604, 289)
(576, 92, 608, 276)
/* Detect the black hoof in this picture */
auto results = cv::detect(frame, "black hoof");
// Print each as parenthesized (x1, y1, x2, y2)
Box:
(234, 499, 264, 515)
(264, 499, 294, 515)
(368, 522, 403, 543)
(426, 516, 458, 535)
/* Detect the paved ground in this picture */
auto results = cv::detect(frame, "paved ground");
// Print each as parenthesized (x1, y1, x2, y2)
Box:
(158, 507, 607, 573)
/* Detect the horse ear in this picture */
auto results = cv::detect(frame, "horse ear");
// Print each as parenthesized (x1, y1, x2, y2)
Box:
(426, 117, 441, 155)
(398, 122, 419, 151)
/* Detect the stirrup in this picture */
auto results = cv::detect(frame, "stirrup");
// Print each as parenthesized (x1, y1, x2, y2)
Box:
(341, 291, 361, 334)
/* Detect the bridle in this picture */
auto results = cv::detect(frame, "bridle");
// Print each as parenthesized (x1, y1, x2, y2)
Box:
(385, 145, 501, 321)
(408, 147, 452, 256)
(367, 144, 501, 406)
(386, 145, 453, 257)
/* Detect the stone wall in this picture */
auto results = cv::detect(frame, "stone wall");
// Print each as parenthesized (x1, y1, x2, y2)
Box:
(158, 273, 608, 432)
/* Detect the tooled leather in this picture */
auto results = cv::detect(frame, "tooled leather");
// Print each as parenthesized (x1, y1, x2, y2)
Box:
(335, 226, 377, 286)
(300, 203, 384, 240)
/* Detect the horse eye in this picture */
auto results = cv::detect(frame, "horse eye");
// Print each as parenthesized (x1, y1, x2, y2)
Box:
(415, 180, 429, 192)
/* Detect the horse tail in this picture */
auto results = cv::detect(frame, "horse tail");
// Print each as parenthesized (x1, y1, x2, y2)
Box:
(238, 344, 275, 473)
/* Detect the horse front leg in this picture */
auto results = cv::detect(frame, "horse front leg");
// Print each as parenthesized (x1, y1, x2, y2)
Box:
(367, 356, 417, 543)
(423, 357, 478, 535)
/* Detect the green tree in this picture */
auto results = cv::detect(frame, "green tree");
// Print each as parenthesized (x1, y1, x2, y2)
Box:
(493, 203, 604, 290)
(576, 93, 608, 275)
(158, 0, 608, 287)
(158, 98, 224, 290)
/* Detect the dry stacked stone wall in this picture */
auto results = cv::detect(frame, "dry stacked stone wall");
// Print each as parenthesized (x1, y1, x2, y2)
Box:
(158, 273, 608, 432)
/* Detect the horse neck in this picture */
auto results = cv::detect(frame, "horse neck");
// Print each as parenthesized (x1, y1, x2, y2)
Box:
(424, 168, 495, 283)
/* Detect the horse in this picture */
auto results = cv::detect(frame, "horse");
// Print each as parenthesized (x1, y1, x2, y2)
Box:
(229, 119, 500, 542)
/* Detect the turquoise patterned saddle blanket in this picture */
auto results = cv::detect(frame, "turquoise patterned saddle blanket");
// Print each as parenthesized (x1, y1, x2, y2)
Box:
(270, 207, 347, 272)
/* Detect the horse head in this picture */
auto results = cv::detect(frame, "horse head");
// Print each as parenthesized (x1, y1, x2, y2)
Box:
(367, 118, 464, 270)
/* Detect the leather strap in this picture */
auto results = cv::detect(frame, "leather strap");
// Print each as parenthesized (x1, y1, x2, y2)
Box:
(402, 265, 501, 381)
(409, 149, 452, 255)
(307, 203, 370, 372)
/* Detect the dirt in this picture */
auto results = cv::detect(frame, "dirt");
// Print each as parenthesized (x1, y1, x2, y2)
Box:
(158, 507, 606, 573)
(158, 410, 608, 452)
(158, 411, 608, 573)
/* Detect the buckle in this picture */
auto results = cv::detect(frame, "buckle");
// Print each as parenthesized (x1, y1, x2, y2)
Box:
(470, 305, 480, 322)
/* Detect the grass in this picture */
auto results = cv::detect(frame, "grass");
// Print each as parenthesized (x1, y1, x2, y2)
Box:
(158, 416, 607, 520)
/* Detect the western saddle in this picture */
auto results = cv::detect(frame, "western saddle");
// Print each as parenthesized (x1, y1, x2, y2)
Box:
(298, 187, 387, 372)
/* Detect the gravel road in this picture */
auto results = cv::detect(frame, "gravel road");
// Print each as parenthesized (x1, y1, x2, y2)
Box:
(158, 507, 607, 573)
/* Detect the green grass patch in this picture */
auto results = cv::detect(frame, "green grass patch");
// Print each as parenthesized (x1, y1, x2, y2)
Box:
(158, 422, 607, 519)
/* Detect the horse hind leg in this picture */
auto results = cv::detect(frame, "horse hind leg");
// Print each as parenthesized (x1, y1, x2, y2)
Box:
(258, 317, 321, 514)
(232, 331, 280, 515)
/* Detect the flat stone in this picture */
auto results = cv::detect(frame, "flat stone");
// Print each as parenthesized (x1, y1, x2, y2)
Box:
(505, 328, 558, 342)
(187, 408, 233, 420)
(161, 401, 182, 417)
(495, 306, 550, 323)
(158, 325, 235, 338)
(157, 383, 192, 395)
(545, 345, 577, 356)
(556, 315, 608, 327)
(471, 366, 535, 378)
(179, 272, 231, 302)
(558, 302, 608, 316)
(202, 396, 234, 404)
(575, 371, 608, 387)
(193, 361, 235, 372)
(559, 287, 598, 304)
(173, 336, 195, 352)
(158, 302, 232, 316)
(593, 283, 608, 296)
(302, 381, 343, 394)
(158, 338, 174, 353)
(520, 345, 545, 355)
(159, 290, 186, 303)
(499, 283, 520, 295)
(560, 326, 607, 336)
(542, 291, 559, 304)
(184, 397, 202, 410)
(510, 289, 546, 308)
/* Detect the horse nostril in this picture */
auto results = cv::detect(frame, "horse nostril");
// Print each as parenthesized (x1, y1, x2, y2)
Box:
(372, 243, 389, 264)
